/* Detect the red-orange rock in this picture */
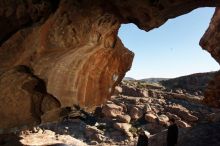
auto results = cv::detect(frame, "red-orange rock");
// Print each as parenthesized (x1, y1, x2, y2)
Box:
(0, 66, 60, 133)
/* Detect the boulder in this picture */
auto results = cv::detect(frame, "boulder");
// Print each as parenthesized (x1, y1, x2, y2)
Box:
(113, 123, 131, 132)
(114, 86, 123, 95)
(90, 141, 99, 145)
(158, 114, 169, 125)
(145, 113, 157, 123)
(143, 104, 152, 113)
(148, 90, 157, 98)
(85, 126, 105, 142)
(167, 105, 198, 122)
(144, 123, 165, 134)
(166, 112, 181, 121)
(102, 104, 123, 118)
(116, 114, 131, 123)
(176, 120, 191, 128)
(117, 103, 128, 113)
(113, 122, 133, 140)
(93, 133, 105, 143)
(85, 125, 103, 138)
(121, 85, 144, 97)
(139, 98, 150, 103)
(129, 107, 143, 120)
(174, 89, 183, 94)
(142, 90, 149, 97)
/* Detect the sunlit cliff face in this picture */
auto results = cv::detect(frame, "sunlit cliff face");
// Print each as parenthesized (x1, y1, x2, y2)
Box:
(0, 0, 220, 133)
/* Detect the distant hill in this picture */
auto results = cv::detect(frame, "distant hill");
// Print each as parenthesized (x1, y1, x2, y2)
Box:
(139, 78, 169, 83)
(160, 71, 216, 94)
(123, 77, 136, 81)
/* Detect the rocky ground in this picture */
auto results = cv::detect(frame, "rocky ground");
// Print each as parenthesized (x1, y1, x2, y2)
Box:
(1, 79, 220, 146)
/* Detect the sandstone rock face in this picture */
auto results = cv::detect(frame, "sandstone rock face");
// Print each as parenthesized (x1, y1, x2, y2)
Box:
(1, 0, 220, 132)
(200, 8, 220, 64)
(0, 66, 61, 133)
(203, 72, 220, 108)
(0, 0, 133, 132)
(0, 0, 59, 45)
(200, 8, 220, 108)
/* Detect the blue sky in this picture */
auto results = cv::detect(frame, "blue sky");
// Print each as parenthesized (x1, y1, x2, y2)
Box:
(118, 7, 219, 79)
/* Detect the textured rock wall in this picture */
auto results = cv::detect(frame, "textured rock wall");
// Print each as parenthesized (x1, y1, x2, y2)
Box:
(1, 0, 220, 132)
(200, 8, 220, 108)
(0, 66, 61, 133)
(200, 8, 220, 64)
(203, 71, 220, 108)
(0, 0, 59, 45)
(0, 0, 134, 132)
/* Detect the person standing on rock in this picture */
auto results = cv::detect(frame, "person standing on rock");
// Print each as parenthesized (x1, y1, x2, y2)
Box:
(137, 128, 149, 146)
(167, 118, 178, 146)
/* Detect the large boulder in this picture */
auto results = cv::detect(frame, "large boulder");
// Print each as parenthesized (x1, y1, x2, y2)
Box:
(85, 125, 104, 138)
(114, 86, 123, 95)
(158, 114, 169, 125)
(116, 114, 131, 123)
(129, 107, 143, 120)
(144, 123, 165, 134)
(121, 85, 145, 97)
(114, 123, 131, 133)
(145, 113, 158, 123)
(113, 122, 133, 140)
(166, 105, 198, 122)
(176, 120, 191, 128)
(102, 103, 123, 118)
(166, 112, 181, 121)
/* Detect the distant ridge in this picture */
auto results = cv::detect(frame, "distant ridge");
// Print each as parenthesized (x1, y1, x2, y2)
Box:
(139, 78, 169, 83)
(124, 71, 216, 84)
(160, 71, 216, 94)
(123, 77, 136, 80)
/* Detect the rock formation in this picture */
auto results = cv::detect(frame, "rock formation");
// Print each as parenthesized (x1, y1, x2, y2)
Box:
(200, 8, 220, 108)
(0, 0, 220, 133)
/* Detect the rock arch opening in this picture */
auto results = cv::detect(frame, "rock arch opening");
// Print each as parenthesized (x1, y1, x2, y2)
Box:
(119, 8, 219, 80)
(118, 8, 219, 98)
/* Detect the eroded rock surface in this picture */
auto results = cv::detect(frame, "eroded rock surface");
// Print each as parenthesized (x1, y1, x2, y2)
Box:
(200, 8, 220, 108)
(0, 66, 61, 133)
